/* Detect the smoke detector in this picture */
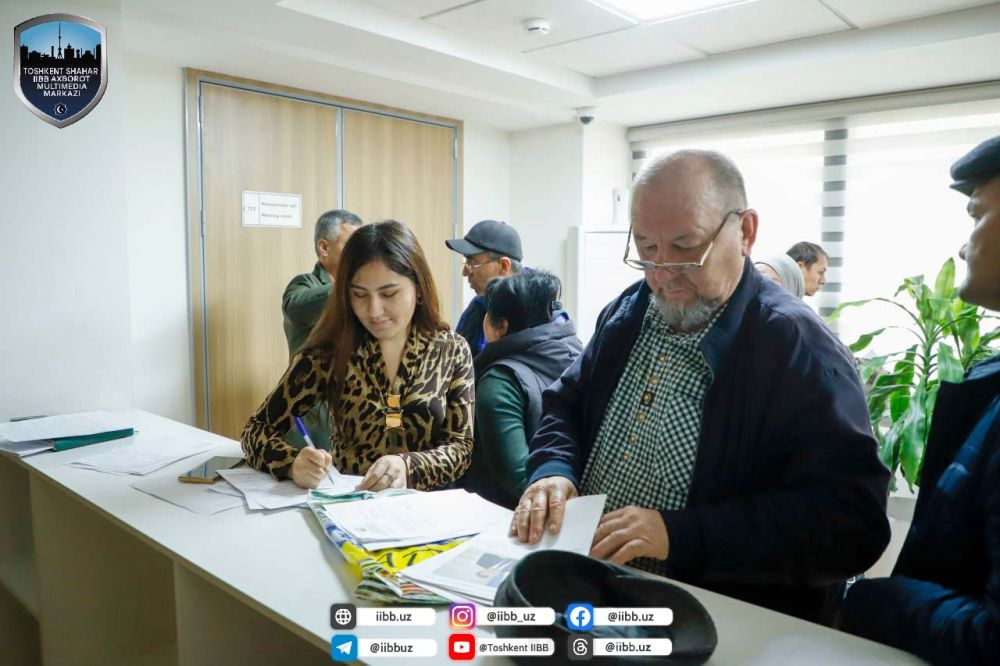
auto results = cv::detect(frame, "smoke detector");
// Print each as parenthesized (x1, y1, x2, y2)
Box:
(523, 18, 551, 35)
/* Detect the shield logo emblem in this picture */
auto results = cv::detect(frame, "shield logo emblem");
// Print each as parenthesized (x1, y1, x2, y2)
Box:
(13, 14, 108, 128)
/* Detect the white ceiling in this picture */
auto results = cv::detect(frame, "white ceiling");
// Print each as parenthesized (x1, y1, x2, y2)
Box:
(428, 0, 636, 52)
(648, 0, 849, 54)
(820, 0, 995, 28)
(122, 0, 1000, 130)
(532, 24, 703, 76)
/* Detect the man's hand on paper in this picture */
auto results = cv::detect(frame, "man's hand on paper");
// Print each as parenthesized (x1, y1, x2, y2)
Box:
(589, 506, 669, 565)
(290, 447, 334, 489)
(355, 454, 407, 492)
(510, 476, 579, 544)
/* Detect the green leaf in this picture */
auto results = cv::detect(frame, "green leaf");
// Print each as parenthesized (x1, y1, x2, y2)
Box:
(899, 386, 928, 489)
(916, 283, 934, 326)
(894, 346, 917, 387)
(880, 417, 905, 478)
(849, 328, 887, 353)
(979, 326, 1000, 346)
(826, 298, 874, 323)
(889, 388, 911, 423)
(895, 275, 924, 299)
(858, 355, 890, 384)
(926, 382, 942, 418)
(937, 342, 964, 383)
(928, 297, 952, 327)
(958, 305, 982, 349)
(933, 258, 955, 299)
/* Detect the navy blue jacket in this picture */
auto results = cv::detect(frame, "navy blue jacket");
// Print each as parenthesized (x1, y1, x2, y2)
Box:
(527, 259, 891, 623)
(839, 355, 1000, 665)
(456, 295, 487, 358)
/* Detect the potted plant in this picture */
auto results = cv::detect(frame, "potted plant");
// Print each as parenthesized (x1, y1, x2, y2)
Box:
(829, 258, 1000, 493)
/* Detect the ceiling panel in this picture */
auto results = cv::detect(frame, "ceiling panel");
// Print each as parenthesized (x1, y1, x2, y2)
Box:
(821, 0, 997, 29)
(530, 25, 703, 76)
(653, 0, 848, 54)
(427, 0, 635, 52)
(359, 0, 474, 18)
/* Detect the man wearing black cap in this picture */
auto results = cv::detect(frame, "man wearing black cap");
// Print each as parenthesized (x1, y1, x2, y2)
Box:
(838, 135, 1000, 665)
(446, 220, 524, 357)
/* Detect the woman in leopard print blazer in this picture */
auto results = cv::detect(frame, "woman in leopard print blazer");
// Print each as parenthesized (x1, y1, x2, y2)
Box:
(241, 220, 474, 491)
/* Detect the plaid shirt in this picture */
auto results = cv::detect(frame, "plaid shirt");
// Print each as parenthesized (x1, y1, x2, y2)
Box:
(581, 296, 722, 574)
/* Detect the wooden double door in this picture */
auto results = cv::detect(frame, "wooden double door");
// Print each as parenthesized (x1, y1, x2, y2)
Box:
(188, 73, 460, 438)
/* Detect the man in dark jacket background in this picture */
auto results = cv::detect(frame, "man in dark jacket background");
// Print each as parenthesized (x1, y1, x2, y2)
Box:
(511, 149, 891, 624)
(838, 136, 1000, 665)
(446, 220, 524, 357)
(282, 209, 362, 357)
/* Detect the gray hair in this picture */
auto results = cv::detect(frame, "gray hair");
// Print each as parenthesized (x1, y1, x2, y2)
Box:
(314, 209, 362, 254)
(634, 149, 747, 212)
(487, 253, 523, 275)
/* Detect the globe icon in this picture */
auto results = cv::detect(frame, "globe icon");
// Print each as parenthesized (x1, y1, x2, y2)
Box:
(335, 608, 352, 626)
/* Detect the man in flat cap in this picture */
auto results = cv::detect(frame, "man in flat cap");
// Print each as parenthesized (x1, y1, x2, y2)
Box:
(838, 135, 1000, 665)
(447, 220, 524, 357)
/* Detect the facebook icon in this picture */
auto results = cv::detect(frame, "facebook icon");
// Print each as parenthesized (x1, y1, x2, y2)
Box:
(565, 603, 594, 631)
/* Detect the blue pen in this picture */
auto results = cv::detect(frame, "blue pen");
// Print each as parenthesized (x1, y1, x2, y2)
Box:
(294, 416, 336, 487)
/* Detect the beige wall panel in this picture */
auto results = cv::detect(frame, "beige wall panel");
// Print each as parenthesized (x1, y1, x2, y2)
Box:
(343, 110, 457, 323)
(201, 84, 338, 439)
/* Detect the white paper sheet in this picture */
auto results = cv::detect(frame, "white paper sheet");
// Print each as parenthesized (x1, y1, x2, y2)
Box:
(0, 411, 132, 442)
(207, 480, 243, 498)
(67, 437, 214, 476)
(218, 467, 362, 511)
(321, 489, 510, 547)
(131, 475, 245, 516)
(0, 438, 54, 457)
(401, 494, 606, 604)
(209, 479, 266, 510)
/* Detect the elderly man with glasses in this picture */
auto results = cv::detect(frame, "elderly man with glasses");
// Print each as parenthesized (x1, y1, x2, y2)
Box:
(511, 149, 890, 624)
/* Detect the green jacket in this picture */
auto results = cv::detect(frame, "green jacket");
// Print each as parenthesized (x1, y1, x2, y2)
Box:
(466, 366, 530, 508)
(282, 263, 332, 357)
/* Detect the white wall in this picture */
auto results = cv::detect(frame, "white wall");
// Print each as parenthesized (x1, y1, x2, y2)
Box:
(0, 2, 553, 423)
(459, 122, 511, 314)
(509, 123, 583, 319)
(124, 57, 193, 424)
(0, 0, 134, 420)
(582, 121, 632, 229)
(508, 121, 632, 324)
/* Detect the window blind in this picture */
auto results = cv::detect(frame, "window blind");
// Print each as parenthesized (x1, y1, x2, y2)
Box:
(628, 85, 1000, 351)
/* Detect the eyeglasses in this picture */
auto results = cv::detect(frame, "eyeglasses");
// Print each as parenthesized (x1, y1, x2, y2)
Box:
(623, 209, 745, 274)
(463, 256, 500, 272)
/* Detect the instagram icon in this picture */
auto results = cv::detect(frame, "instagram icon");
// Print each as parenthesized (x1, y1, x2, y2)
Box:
(449, 603, 476, 630)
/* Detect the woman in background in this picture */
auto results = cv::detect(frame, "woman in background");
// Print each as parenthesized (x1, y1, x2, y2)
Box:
(755, 254, 805, 298)
(241, 220, 474, 491)
(464, 271, 582, 508)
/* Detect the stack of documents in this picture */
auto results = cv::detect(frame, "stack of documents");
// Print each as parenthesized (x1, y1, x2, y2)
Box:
(0, 439, 56, 458)
(67, 436, 214, 475)
(401, 494, 606, 605)
(320, 489, 511, 550)
(217, 467, 363, 511)
(0, 411, 134, 456)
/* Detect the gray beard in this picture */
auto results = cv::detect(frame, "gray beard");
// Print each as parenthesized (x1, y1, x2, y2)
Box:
(653, 292, 721, 331)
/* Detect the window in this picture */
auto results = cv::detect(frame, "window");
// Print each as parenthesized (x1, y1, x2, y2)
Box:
(628, 86, 1000, 354)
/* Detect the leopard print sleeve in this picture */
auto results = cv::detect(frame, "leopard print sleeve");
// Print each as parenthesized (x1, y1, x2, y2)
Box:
(404, 334, 475, 490)
(240, 349, 332, 480)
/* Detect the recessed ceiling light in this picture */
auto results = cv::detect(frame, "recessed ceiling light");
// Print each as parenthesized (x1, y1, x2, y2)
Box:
(590, 0, 759, 23)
